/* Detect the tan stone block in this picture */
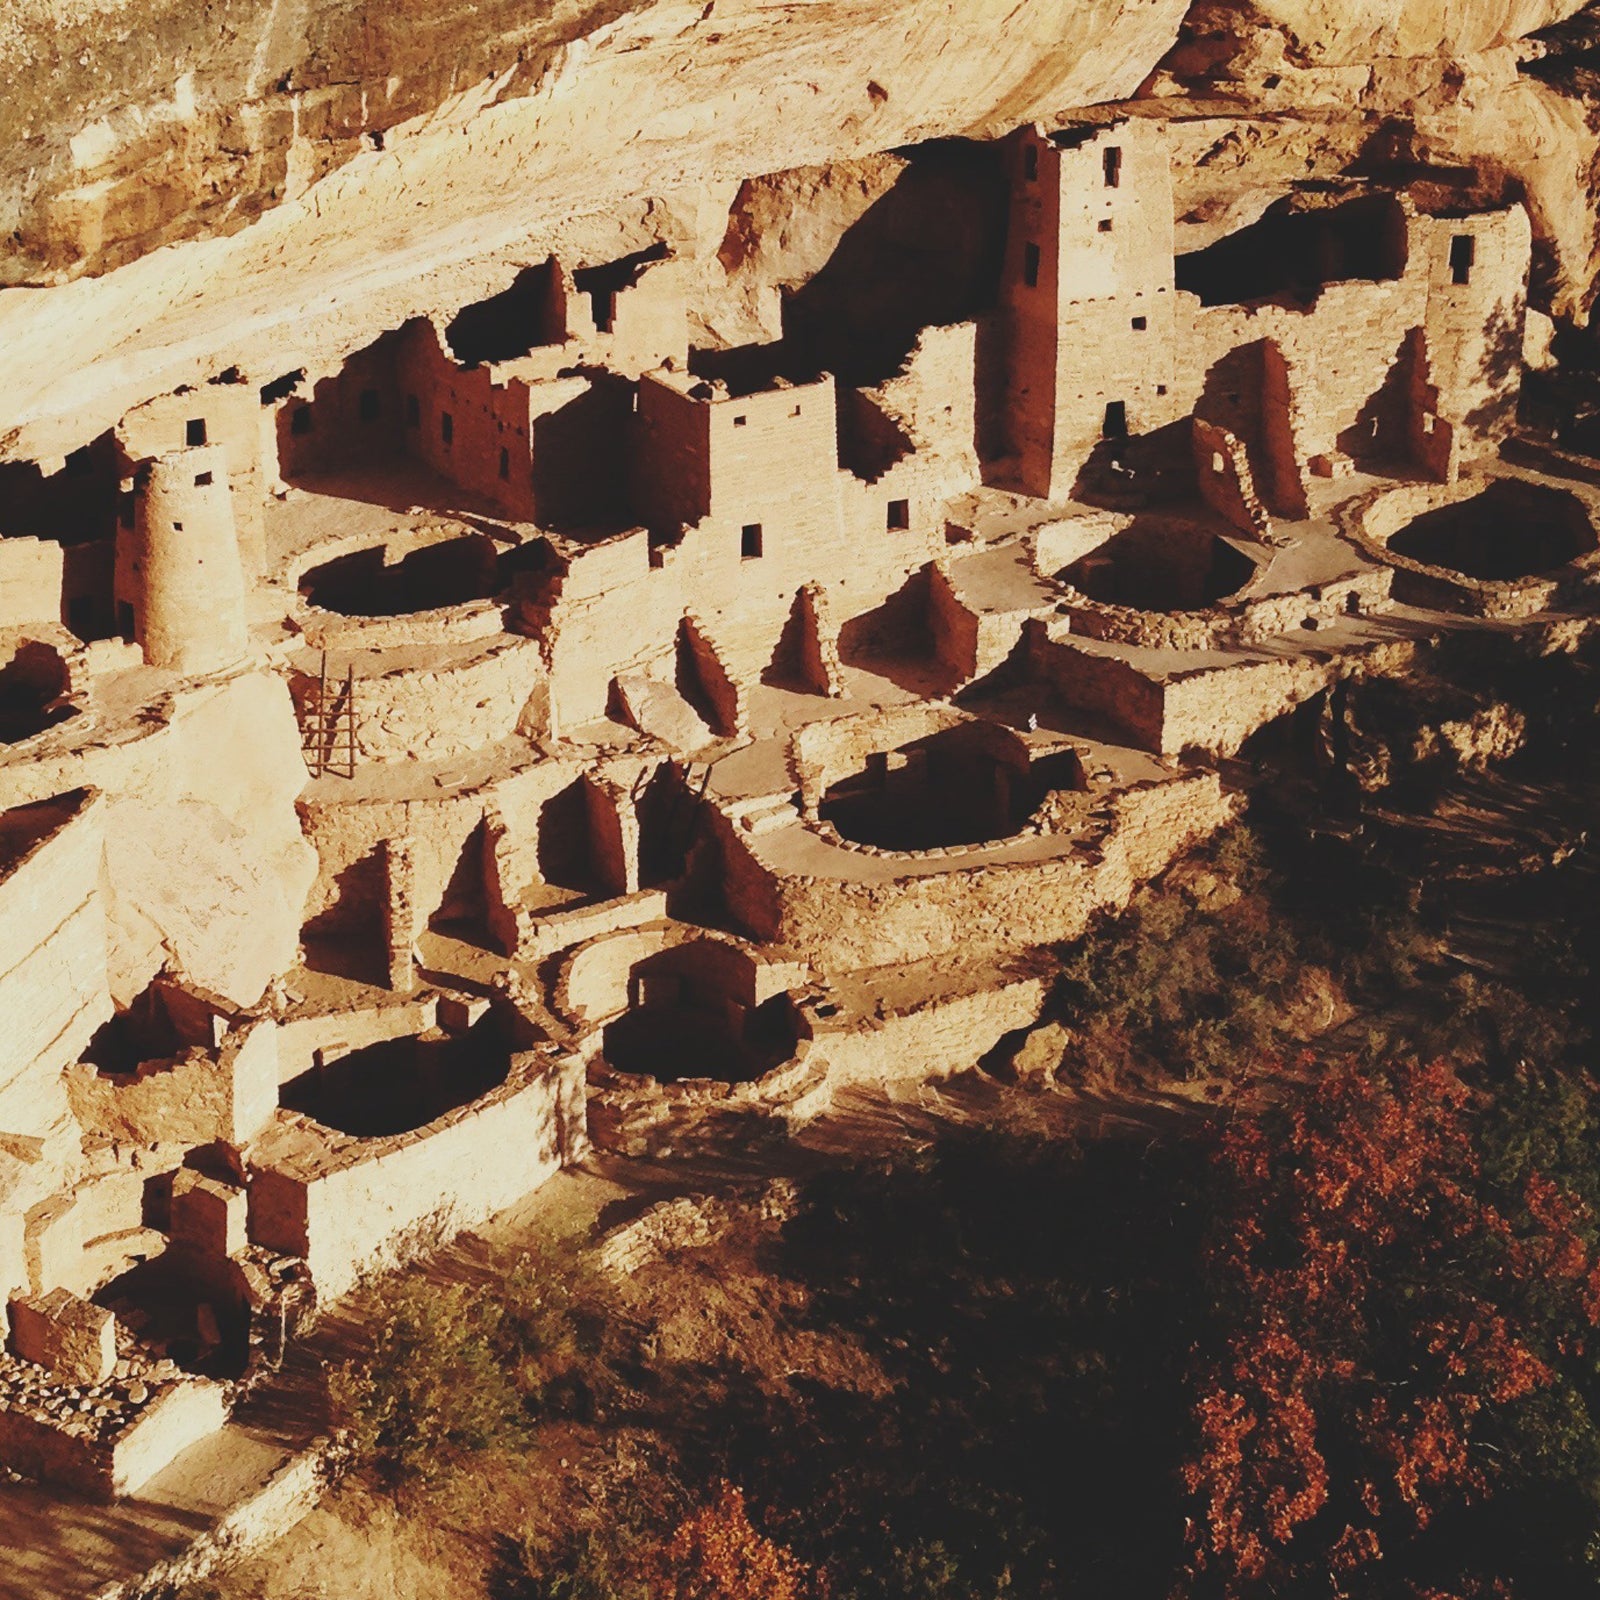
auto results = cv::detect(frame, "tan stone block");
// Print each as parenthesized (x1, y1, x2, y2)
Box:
(437, 995, 492, 1033)
(170, 1171, 249, 1258)
(9, 1289, 116, 1385)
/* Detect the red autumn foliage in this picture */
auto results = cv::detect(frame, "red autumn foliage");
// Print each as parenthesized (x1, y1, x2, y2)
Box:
(641, 1480, 815, 1600)
(1182, 1058, 1600, 1596)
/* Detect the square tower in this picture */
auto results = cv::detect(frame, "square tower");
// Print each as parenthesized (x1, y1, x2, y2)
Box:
(1001, 119, 1182, 499)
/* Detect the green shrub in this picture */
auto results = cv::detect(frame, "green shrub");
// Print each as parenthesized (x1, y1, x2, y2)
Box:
(493, 1527, 647, 1600)
(330, 1241, 602, 1487)
(330, 1276, 525, 1485)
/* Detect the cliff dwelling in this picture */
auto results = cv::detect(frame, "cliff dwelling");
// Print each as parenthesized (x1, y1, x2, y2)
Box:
(3, 1, 1600, 1590)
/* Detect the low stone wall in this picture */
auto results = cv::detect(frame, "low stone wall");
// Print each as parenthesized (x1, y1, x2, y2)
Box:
(0, 1375, 227, 1499)
(788, 702, 967, 811)
(518, 889, 670, 962)
(553, 922, 802, 1030)
(1343, 475, 1600, 620)
(295, 597, 507, 654)
(247, 1050, 587, 1303)
(0, 790, 111, 1146)
(1035, 626, 1420, 759)
(272, 997, 440, 1084)
(1029, 628, 1166, 750)
(1058, 568, 1392, 653)
(0, 538, 65, 631)
(808, 971, 1049, 1089)
(290, 635, 545, 766)
(98, 1436, 339, 1599)
(66, 1018, 279, 1148)
(727, 771, 1236, 971)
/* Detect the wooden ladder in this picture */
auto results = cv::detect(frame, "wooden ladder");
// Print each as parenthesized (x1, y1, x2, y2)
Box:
(301, 651, 357, 778)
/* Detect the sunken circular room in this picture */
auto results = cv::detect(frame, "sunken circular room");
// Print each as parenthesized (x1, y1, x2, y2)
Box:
(600, 939, 802, 1085)
(1060, 518, 1258, 612)
(1386, 479, 1597, 581)
(280, 1013, 513, 1138)
(817, 724, 1086, 851)
(297, 532, 504, 617)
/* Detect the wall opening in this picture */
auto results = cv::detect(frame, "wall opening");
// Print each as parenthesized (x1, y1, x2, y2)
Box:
(1450, 233, 1477, 286)
(571, 243, 670, 340)
(1103, 146, 1122, 188)
(1103, 401, 1128, 438)
(1023, 144, 1039, 182)
(0, 432, 120, 544)
(185, 418, 207, 447)
(887, 498, 911, 531)
(440, 411, 454, 447)
(1023, 243, 1041, 288)
(741, 523, 764, 559)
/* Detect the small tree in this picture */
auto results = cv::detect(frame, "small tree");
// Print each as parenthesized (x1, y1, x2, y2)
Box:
(640, 1482, 813, 1600)
(1183, 1057, 1600, 1597)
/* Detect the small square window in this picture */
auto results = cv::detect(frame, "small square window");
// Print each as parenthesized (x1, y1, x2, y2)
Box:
(441, 411, 454, 446)
(741, 523, 763, 559)
(1098, 218, 1113, 234)
(1131, 316, 1147, 331)
(358, 388, 381, 423)
(1156, 384, 1168, 396)
(1023, 144, 1039, 182)
(792, 404, 802, 417)
(734, 415, 748, 428)
(1023, 242, 1041, 289)
(405, 393, 420, 427)
(172, 520, 184, 532)
(194, 470, 213, 487)
(887, 499, 910, 531)
(186, 417, 207, 447)
(290, 405, 313, 436)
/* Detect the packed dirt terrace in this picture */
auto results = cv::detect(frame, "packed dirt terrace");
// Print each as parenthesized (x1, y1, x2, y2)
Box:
(0, 81, 1599, 1593)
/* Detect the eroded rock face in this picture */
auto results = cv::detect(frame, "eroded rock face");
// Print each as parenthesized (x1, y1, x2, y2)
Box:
(6, 0, 1600, 462)
(0, 0, 1187, 455)
(1240, 0, 1590, 64)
